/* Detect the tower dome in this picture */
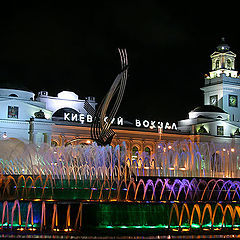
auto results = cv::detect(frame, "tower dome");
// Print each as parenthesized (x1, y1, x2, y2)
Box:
(216, 37, 230, 52)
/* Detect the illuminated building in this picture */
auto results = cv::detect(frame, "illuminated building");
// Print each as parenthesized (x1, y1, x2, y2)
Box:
(1, 38, 240, 161)
(0, 85, 53, 145)
(36, 90, 96, 122)
(179, 38, 240, 139)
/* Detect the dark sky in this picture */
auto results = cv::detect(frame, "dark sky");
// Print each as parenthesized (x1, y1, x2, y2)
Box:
(0, 3, 240, 123)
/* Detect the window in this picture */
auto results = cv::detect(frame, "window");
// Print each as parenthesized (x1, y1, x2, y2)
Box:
(210, 95, 218, 106)
(9, 94, 18, 97)
(217, 126, 224, 136)
(8, 106, 19, 119)
(229, 95, 238, 107)
(51, 140, 58, 147)
(227, 59, 232, 69)
(132, 146, 138, 161)
(144, 147, 151, 159)
(215, 60, 220, 69)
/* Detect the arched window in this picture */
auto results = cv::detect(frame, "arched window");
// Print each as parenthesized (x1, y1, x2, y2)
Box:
(132, 146, 138, 161)
(9, 94, 18, 97)
(51, 140, 58, 147)
(144, 147, 151, 159)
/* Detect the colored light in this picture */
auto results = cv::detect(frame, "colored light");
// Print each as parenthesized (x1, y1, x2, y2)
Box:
(179, 167, 186, 170)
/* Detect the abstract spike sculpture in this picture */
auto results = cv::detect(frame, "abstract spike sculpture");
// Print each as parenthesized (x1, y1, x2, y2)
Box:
(84, 49, 128, 146)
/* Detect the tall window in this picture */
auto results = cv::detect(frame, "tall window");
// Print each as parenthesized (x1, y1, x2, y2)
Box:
(132, 146, 138, 161)
(229, 95, 238, 107)
(217, 126, 224, 136)
(215, 60, 220, 69)
(210, 95, 218, 106)
(8, 106, 19, 119)
(227, 59, 232, 69)
(144, 147, 151, 159)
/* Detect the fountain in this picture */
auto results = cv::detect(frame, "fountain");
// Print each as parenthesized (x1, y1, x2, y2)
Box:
(0, 138, 240, 237)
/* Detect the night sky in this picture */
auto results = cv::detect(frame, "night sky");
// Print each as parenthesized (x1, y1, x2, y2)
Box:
(0, 3, 240, 123)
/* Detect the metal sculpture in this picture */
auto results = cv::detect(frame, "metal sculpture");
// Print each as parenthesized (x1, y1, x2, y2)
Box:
(84, 48, 128, 146)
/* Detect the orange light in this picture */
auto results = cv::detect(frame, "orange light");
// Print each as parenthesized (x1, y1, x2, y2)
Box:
(203, 228, 210, 231)
(17, 227, 24, 231)
(64, 228, 73, 232)
(110, 199, 117, 202)
(179, 167, 186, 171)
(29, 227, 36, 231)
(86, 140, 91, 144)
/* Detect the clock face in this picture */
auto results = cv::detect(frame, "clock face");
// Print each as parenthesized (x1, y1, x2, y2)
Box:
(229, 95, 238, 107)
(210, 95, 218, 106)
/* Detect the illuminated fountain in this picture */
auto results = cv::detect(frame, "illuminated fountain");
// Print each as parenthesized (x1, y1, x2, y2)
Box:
(1, 138, 239, 178)
(0, 138, 240, 235)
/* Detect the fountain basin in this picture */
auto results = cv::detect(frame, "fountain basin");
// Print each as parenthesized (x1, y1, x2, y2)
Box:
(1, 200, 240, 235)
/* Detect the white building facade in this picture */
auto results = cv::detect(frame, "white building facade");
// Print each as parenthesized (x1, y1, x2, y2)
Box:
(36, 90, 96, 122)
(178, 38, 240, 137)
(0, 87, 53, 145)
(0, 87, 97, 145)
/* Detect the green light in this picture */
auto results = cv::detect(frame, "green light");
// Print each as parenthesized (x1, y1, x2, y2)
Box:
(169, 225, 180, 229)
(99, 223, 240, 230)
(106, 226, 113, 228)
(213, 223, 223, 228)
(0, 223, 20, 227)
(100, 224, 169, 229)
(191, 224, 200, 229)
(0, 223, 38, 228)
(202, 222, 212, 228)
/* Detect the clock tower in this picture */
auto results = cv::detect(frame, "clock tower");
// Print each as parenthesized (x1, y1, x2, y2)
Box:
(201, 37, 240, 123)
